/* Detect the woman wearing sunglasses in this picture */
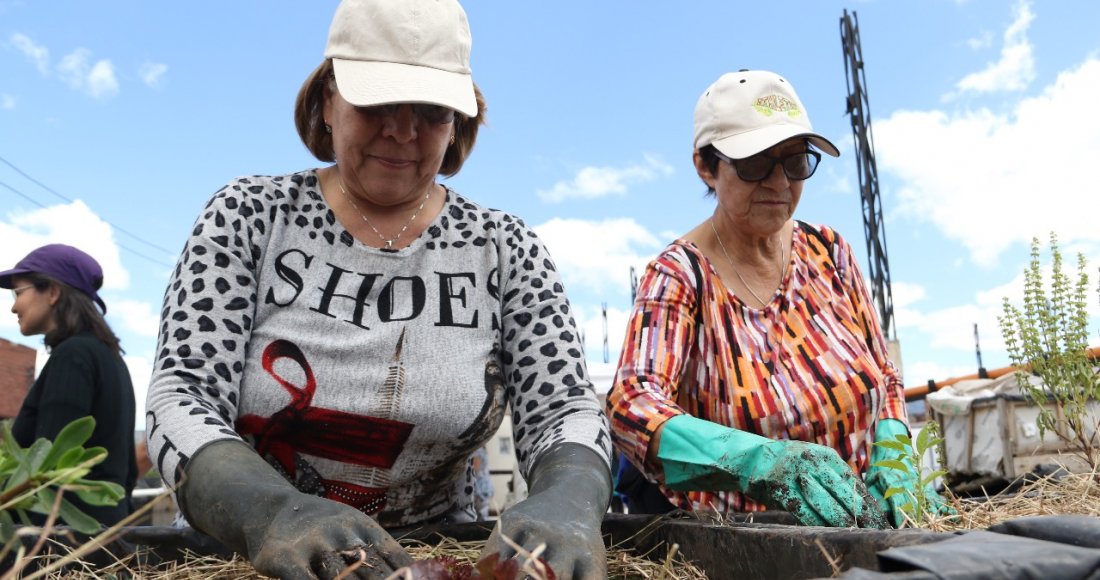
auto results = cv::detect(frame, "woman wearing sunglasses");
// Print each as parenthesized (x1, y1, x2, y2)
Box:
(608, 70, 948, 529)
(1, 243, 137, 527)
(144, 0, 610, 578)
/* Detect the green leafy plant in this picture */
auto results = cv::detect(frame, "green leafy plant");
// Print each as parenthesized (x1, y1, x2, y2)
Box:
(872, 420, 948, 526)
(0, 416, 125, 543)
(998, 233, 1100, 473)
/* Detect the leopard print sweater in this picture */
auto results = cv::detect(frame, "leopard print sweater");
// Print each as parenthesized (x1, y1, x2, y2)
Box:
(146, 169, 610, 527)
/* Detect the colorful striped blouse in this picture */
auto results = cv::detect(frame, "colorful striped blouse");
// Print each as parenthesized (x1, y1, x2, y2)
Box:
(607, 222, 907, 515)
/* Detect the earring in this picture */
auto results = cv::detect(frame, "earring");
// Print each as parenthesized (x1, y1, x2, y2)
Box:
(324, 122, 332, 134)
(449, 133, 455, 145)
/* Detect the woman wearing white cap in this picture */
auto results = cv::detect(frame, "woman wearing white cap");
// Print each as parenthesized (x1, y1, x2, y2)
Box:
(0, 244, 137, 527)
(608, 70, 949, 529)
(145, 0, 610, 578)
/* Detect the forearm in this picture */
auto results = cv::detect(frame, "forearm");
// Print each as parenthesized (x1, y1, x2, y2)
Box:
(179, 439, 294, 553)
(528, 443, 611, 514)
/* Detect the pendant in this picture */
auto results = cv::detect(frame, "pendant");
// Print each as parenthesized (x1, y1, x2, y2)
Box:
(384, 240, 394, 249)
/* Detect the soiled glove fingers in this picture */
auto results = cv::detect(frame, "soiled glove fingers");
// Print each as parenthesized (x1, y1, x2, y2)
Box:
(315, 544, 409, 580)
(749, 447, 889, 529)
(484, 508, 604, 579)
(180, 441, 413, 579)
(657, 416, 890, 529)
(482, 444, 610, 580)
(251, 494, 413, 580)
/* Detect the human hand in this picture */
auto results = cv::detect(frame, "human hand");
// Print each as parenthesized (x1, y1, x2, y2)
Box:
(740, 439, 891, 529)
(180, 440, 413, 580)
(248, 492, 413, 580)
(482, 444, 609, 579)
(657, 415, 888, 529)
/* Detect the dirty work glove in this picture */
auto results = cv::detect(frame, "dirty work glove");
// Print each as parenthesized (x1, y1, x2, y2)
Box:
(180, 439, 412, 579)
(865, 418, 955, 528)
(484, 443, 611, 579)
(657, 415, 889, 529)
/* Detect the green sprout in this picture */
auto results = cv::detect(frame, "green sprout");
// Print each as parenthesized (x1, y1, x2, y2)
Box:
(872, 420, 948, 526)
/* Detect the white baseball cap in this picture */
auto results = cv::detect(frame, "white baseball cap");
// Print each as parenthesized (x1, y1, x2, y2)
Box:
(693, 70, 839, 159)
(323, 0, 478, 117)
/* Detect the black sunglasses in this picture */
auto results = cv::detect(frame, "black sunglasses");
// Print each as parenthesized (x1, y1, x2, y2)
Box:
(358, 103, 456, 125)
(714, 149, 821, 182)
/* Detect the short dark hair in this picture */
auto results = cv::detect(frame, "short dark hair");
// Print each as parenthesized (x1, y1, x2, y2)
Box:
(293, 60, 487, 177)
(697, 145, 722, 197)
(26, 273, 123, 356)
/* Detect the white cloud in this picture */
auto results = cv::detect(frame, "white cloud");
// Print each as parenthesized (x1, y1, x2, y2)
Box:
(534, 217, 663, 296)
(537, 155, 673, 203)
(904, 359, 981, 386)
(111, 298, 161, 339)
(966, 30, 994, 51)
(1, 201, 130, 289)
(139, 61, 168, 88)
(86, 60, 119, 98)
(10, 33, 49, 75)
(57, 48, 119, 99)
(875, 57, 1100, 265)
(0, 94, 14, 109)
(951, 0, 1035, 96)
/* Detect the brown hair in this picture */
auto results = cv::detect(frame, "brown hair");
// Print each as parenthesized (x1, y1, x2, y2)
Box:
(25, 273, 123, 356)
(294, 60, 487, 177)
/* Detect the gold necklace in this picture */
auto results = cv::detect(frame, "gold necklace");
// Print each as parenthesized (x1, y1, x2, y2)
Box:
(340, 180, 431, 250)
(709, 219, 786, 307)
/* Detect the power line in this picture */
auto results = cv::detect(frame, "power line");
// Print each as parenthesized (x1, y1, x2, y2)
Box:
(0, 170, 176, 268)
(0, 178, 48, 209)
(0, 153, 179, 258)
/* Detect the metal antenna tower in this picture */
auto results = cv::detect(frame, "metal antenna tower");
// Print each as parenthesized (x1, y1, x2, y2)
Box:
(840, 10, 897, 341)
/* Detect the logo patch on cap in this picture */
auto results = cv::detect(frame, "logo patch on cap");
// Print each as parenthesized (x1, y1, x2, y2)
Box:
(753, 95, 802, 119)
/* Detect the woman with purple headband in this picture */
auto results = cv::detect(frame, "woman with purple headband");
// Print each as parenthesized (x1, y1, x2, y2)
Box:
(0, 243, 137, 527)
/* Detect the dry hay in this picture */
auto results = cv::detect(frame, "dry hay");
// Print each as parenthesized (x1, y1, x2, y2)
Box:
(18, 469, 1100, 579)
(6, 536, 708, 579)
(920, 467, 1100, 533)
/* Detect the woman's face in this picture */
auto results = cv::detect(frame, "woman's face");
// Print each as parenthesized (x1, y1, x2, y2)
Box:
(697, 138, 808, 237)
(324, 87, 454, 206)
(9, 276, 57, 336)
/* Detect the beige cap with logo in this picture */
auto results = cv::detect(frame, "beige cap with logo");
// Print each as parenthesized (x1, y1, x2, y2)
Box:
(693, 70, 839, 159)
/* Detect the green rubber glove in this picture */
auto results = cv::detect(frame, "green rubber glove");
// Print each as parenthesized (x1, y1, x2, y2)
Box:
(865, 418, 955, 528)
(657, 415, 889, 528)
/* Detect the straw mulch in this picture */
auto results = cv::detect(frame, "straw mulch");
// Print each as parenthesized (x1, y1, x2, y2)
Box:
(921, 468, 1100, 533)
(6, 533, 708, 580)
(10, 469, 1100, 579)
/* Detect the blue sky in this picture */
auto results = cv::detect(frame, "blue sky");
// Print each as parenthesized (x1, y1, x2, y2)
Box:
(3, 0, 1099, 430)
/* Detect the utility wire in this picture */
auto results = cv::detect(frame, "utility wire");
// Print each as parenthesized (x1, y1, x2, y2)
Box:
(0, 153, 178, 257)
(0, 178, 48, 209)
(0, 171, 176, 268)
